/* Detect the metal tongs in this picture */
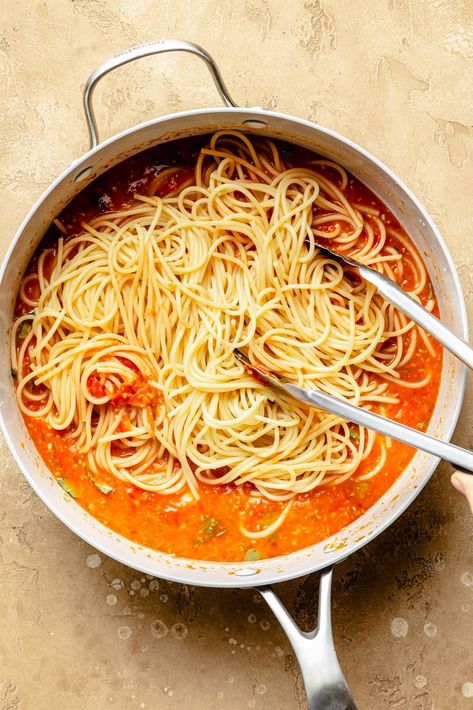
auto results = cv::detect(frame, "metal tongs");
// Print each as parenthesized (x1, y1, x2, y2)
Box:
(234, 242, 473, 473)
(315, 242, 473, 369)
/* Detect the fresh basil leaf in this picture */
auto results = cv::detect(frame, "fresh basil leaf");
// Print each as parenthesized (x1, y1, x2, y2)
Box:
(197, 516, 226, 543)
(86, 470, 114, 494)
(244, 548, 260, 562)
(57, 477, 76, 498)
(201, 516, 220, 535)
(17, 321, 31, 340)
(95, 481, 114, 494)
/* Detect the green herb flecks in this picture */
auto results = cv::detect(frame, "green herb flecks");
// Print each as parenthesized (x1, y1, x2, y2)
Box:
(95, 482, 114, 494)
(244, 548, 261, 562)
(17, 321, 32, 340)
(87, 471, 114, 495)
(202, 517, 219, 534)
(197, 516, 227, 543)
(354, 481, 369, 498)
(57, 477, 77, 498)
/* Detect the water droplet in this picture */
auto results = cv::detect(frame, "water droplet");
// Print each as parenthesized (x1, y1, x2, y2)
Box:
(140, 588, 149, 598)
(390, 617, 408, 637)
(111, 578, 124, 590)
(248, 614, 257, 624)
(415, 676, 427, 689)
(252, 593, 262, 604)
(117, 625, 131, 640)
(106, 594, 117, 606)
(229, 638, 237, 645)
(423, 622, 437, 638)
(149, 580, 159, 592)
(171, 623, 188, 640)
(462, 603, 470, 612)
(256, 684, 267, 695)
(275, 646, 284, 657)
(122, 606, 131, 616)
(151, 619, 168, 639)
(228, 676, 234, 684)
(216, 692, 224, 699)
(460, 572, 473, 587)
(462, 682, 473, 698)
(259, 620, 270, 631)
(235, 568, 258, 577)
(131, 580, 142, 591)
(86, 553, 102, 569)
(248, 700, 256, 708)
(160, 593, 168, 603)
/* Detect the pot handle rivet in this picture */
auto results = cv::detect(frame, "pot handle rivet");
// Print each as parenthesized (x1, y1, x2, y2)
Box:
(83, 39, 238, 150)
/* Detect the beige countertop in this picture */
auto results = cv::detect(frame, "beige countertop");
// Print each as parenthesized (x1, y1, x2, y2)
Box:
(1, 1, 473, 708)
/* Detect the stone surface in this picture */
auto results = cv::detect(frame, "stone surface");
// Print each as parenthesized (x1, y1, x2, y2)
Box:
(1, 1, 473, 708)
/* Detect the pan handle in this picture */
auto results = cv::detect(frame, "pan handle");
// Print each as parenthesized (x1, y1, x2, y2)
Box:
(257, 567, 357, 710)
(83, 39, 238, 150)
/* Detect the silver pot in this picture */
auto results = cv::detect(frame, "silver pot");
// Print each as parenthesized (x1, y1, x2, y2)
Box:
(0, 40, 467, 710)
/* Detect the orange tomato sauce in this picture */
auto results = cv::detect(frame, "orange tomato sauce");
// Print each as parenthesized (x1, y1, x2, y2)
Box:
(15, 136, 442, 563)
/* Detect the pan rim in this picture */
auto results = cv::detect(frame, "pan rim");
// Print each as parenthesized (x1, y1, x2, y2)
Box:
(0, 105, 467, 587)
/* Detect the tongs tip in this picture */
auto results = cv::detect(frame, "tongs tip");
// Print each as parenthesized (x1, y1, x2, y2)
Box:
(233, 348, 249, 365)
(234, 349, 286, 391)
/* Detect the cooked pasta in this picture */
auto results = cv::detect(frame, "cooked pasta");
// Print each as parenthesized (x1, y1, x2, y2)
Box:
(12, 131, 434, 540)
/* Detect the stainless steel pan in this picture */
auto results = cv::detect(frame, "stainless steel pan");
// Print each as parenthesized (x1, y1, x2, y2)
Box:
(0, 40, 467, 710)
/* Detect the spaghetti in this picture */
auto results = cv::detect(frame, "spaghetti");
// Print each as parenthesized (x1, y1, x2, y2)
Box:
(12, 131, 435, 540)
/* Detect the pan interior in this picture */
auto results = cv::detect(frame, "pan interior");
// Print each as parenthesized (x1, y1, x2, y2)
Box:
(0, 108, 466, 587)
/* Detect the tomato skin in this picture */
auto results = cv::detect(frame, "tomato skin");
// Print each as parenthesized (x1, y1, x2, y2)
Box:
(110, 375, 160, 409)
(87, 374, 106, 398)
(86, 363, 160, 408)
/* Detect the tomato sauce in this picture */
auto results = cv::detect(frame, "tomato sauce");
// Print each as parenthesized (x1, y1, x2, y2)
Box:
(16, 135, 442, 563)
